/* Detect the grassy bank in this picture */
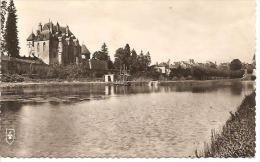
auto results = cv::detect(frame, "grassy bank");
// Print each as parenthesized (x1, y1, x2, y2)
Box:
(196, 91, 256, 157)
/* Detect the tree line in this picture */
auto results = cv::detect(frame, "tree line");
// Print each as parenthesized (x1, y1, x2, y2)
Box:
(1, 0, 20, 57)
(91, 43, 152, 74)
(0, 0, 251, 82)
(169, 59, 245, 80)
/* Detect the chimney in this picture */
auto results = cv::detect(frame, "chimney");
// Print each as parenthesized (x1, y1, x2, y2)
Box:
(49, 22, 53, 33)
(56, 22, 60, 32)
(66, 25, 69, 36)
(38, 23, 42, 32)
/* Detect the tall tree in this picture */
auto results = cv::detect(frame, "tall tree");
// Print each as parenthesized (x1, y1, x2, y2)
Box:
(0, 0, 7, 55)
(230, 59, 242, 71)
(92, 43, 114, 69)
(100, 43, 108, 55)
(4, 0, 20, 57)
(124, 44, 131, 69)
(145, 51, 151, 68)
(114, 47, 125, 69)
(92, 43, 109, 61)
(92, 51, 108, 61)
(114, 44, 132, 70)
(137, 50, 145, 71)
(129, 49, 138, 73)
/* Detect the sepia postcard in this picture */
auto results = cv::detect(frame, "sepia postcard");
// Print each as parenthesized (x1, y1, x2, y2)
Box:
(0, 0, 258, 160)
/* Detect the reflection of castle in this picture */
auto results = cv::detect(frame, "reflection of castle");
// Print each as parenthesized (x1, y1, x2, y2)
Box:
(27, 21, 82, 65)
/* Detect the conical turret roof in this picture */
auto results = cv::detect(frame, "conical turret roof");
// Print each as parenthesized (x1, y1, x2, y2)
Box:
(81, 44, 90, 54)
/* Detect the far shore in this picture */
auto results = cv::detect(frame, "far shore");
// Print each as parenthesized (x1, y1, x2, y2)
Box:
(0, 78, 253, 88)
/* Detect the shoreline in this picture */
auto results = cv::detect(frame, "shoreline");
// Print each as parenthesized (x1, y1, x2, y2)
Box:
(0, 78, 252, 88)
(196, 91, 256, 157)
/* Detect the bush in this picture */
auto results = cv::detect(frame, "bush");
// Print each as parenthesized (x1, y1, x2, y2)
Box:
(169, 66, 191, 79)
(191, 66, 243, 80)
(251, 75, 256, 81)
(247, 67, 253, 74)
(230, 59, 242, 71)
(229, 70, 244, 79)
(198, 92, 256, 157)
(1, 74, 25, 82)
(46, 64, 91, 79)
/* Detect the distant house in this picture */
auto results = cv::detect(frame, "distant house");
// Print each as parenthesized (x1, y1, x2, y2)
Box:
(154, 62, 170, 75)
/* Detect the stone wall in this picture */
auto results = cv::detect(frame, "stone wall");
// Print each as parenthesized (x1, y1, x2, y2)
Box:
(89, 59, 108, 71)
(1, 55, 49, 75)
(1, 55, 110, 78)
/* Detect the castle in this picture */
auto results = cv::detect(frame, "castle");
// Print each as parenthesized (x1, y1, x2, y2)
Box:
(27, 21, 85, 65)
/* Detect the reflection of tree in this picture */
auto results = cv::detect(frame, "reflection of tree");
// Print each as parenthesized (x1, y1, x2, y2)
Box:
(230, 81, 243, 95)
(1, 101, 22, 113)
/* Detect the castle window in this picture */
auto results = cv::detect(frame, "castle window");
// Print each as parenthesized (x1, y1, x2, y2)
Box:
(37, 43, 40, 52)
(43, 42, 46, 51)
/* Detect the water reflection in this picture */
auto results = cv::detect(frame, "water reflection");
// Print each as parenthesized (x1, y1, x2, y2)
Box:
(230, 81, 243, 95)
(0, 81, 255, 157)
(0, 81, 254, 105)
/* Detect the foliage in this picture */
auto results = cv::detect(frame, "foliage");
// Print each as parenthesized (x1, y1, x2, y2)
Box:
(114, 47, 127, 69)
(129, 49, 138, 72)
(131, 67, 161, 80)
(1, 73, 24, 82)
(92, 51, 108, 61)
(92, 43, 108, 60)
(4, 0, 20, 57)
(169, 65, 244, 80)
(246, 65, 254, 74)
(169, 66, 191, 78)
(229, 70, 244, 79)
(197, 92, 256, 157)
(135, 51, 151, 72)
(0, 0, 7, 55)
(114, 44, 151, 74)
(46, 64, 91, 79)
(92, 43, 113, 69)
(230, 59, 242, 71)
(114, 44, 131, 70)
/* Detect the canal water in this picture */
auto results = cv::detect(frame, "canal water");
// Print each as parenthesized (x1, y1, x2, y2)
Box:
(0, 81, 255, 157)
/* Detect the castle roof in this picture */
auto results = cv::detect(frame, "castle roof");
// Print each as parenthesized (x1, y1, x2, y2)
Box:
(27, 32, 35, 41)
(81, 44, 90, 54)
(36, 30, 51, 41)
(28, 21, 75, 41)
(42, 22, 52, 30)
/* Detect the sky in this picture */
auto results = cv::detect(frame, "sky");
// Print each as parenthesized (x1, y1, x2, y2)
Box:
(14, 0, 255, 64)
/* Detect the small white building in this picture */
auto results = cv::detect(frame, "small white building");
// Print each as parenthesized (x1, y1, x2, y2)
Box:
(154, 62, 171, 76)
(104, 74, 115, 82)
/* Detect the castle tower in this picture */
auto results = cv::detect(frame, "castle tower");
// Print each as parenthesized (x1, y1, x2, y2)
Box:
(38, 23, 42, 32)
(58, 36, 63, 64)
(49, 22, 53, 33)
(73, 38, 79, 64)
(26, 31, 35, 57)
(66, 25, 69, 36)
(56, 22, 60, 32)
